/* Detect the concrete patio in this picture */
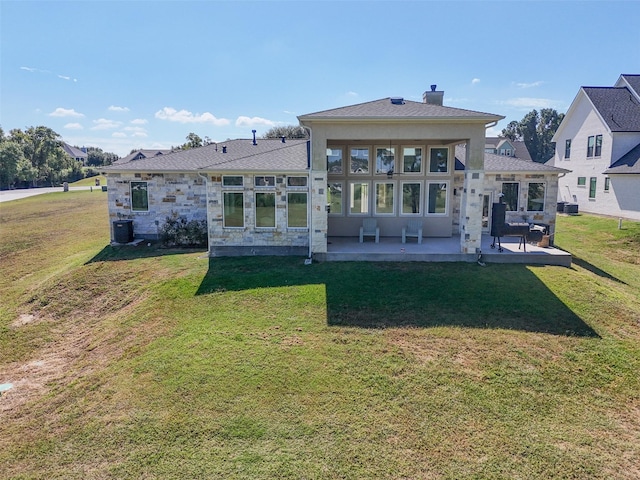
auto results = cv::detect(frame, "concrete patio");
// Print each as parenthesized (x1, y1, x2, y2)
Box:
(320, 235, 571, 267)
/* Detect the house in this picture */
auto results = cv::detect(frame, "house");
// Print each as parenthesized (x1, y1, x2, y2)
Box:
(61, 142, 88, 165)
(114, 149, 172, 165)
(103, 86, 569, 259)
(484, 137, 533, 162)
(551, 74, 640, 220)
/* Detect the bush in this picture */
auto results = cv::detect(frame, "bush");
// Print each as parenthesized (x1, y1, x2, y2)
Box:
(160, 216, 208, 247)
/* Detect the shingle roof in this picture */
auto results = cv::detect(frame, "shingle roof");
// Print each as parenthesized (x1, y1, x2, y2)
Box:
(583, 86, 640, 132)
(104, 139, 309, 173)
(455, 145, 569, 174)
(484, 137, 533, 161)
(604, 141, 640, 174)
(299, 98, 503, 122)
(61, 142, 88, 159)
(620, 74, 640, 97)
(114, 149, 172, 165)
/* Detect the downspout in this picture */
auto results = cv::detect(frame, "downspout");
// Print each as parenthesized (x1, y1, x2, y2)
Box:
(197, 172, 210, 255)
(306, 134, 313, 261)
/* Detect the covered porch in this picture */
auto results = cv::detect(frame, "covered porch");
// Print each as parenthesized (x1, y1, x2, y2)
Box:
(318, 235, 571, 266)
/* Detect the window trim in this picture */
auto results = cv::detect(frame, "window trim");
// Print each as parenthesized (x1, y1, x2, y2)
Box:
(426, 181, 449, 216)
(587, 136, 595, 157)
(400, 181, 423, 216)
(401, 146, 423, 174)
(287, 176, 308, 188)
(501, 182, 520, 212)
(348, 181, 370, 216)
(130, 181, 149, 212)
(374, 181, 395, 216)
(565, 139, 571, 159)
(286, 192, 308, 229)
(595, 134, 603, 157)
(604, 177, 610, 192)
(327, 147, 344, 175)
(254, 191, 276, 229)
(222, 175, 243, 187)
(428, 146, 450, 174)
(375, 146, 396, 175)
(526, 182, 546, 212)
(223, 191, 244, 228)
(349, 146, 371, 175)
(328, 181, 344, 216)
(589, 177, 597, 199)
(254, 175, 276, 188)
(577, 177, 586, 187)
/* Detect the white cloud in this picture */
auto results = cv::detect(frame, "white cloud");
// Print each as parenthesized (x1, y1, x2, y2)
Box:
(347, 91, 359, 97)
(109, 105, 130, 112)
(58, 74, 77, 82)
(112, 132, 127, 138)
(91, 118, 123, 130)
(155, 107, 230, 125)
(235, 116, 277, 128)
(131, 131, 148, 138)
(130, 118, 148, 125)
(501, 97, 555, 109)
(515, 81, 544, 89)
(49, 107, 84, 118)
(64, 123, 83, 130)
(471, 78, 481, 85)
(486, 125, 502, 137)
(21, 66, 49, 73)
(124, 126, 148, 137)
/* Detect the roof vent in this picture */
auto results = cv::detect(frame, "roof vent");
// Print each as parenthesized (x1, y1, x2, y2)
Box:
(252, 129, 257, 146)
(390, 97, 404, 105)
(281, 136, 286, 143)
(222, 146, 227, 154)
(430, 84, 437, 92)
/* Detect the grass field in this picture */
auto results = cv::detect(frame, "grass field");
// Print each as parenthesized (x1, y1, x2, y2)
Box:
(1, 192, 639, 479)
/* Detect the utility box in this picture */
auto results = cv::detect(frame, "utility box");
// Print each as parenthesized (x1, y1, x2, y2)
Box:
(113, 220, 134, 244)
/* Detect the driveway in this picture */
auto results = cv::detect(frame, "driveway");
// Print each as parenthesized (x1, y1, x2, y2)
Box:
(0, 186, 94, 203)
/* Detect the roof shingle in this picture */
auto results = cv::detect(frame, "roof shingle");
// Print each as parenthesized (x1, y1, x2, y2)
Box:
(583, 86, 640, 132)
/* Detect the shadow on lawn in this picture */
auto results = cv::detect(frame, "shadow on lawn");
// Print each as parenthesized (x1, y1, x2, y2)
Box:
(196, 257, 599, 337)
(86, 243, 206, 263)
(570, 255, 627, 285)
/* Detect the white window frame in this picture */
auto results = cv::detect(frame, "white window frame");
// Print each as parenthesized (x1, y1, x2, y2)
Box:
(255, 191, 276, 229)
(401, 146, 423, 174)
(222, 175, 243, 187)
(501, 182, 520, 212)
(428, 146, 450, 174)
(426, 181, 449, 216)
(348, 181, 370, 216)
(254, 175, 276, 188)
(287, 192, 308, 229)
(287, 176, 308, 188)
(328, 181, 344, 216)
(375, 146, 396, 175)
(327, 147, 344, 175)
(526, 182, 546, 212)
(130, 181, 149, 212)
(400, 181, 423, 216)
(349, 147, 370, 175)
(374, 181, 395, 216)
(222, 191, 244, 228)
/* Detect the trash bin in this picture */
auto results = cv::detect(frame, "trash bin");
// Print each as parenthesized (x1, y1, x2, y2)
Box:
(113, 220, 134, 243)
(557, 201, 567, 212)
(95, 178, 101, 186)
(564, 203, 579, 215)
(63, 182, 69, 192)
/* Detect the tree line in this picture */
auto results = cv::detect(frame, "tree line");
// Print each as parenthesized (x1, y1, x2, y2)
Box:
(0, 126, 118, 189)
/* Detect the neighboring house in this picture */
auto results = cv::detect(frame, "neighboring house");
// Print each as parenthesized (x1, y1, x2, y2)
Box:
(552, 74, 640, 220)
(61, 142, 88, 165)
(114, 149, 172, 165)
(103, 86, 569, 258)
(484, 137, 533, 162)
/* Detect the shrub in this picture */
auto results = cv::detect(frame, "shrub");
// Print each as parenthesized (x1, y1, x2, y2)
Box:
(160, 216, 208, 247)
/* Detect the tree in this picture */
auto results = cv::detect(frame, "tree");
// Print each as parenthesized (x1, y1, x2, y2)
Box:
(500, 109, 565, 163)
(86, 146, 118, 167)
(0, 141, 26, 188)
(262, 125, 308, 140)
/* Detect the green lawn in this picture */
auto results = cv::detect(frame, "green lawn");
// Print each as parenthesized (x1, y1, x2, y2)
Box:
(1, 195, 639, 479)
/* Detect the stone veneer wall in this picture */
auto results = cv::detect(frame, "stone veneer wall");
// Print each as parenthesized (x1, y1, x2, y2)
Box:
(106, 172, 207, 241)
(205, 174, 310, 256)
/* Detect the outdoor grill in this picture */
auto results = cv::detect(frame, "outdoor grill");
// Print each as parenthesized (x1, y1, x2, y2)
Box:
(490, 202, 531, 252)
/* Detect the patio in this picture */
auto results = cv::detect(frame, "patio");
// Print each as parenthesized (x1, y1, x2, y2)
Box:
(321, 235, 571, 266)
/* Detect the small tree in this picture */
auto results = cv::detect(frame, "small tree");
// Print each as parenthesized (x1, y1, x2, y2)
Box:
(262, 125, 308, 139)
(500, 108, 565, 163)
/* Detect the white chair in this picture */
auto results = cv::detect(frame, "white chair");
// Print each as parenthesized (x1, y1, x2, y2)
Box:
(359, 218, 379, 243)
(402, 219, 423, 244)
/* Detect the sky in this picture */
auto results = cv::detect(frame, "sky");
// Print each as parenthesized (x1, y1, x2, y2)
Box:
(1, 0, 639, 157)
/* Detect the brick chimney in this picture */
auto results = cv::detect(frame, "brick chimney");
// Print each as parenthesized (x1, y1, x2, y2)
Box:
(423, 84, 444, 106)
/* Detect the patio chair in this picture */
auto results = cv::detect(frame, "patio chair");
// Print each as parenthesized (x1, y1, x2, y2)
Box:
(359, 218, 379, 243)
(402, 219, 423, 244)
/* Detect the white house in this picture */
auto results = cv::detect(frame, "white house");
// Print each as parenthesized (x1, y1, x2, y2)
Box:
(552, 74, 640, 220)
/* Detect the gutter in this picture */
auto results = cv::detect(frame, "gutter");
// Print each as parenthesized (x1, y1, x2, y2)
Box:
(306, 133, 313, 262)
(197, 172, 211, 255)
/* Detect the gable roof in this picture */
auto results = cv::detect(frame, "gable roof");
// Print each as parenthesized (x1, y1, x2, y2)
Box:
(114, 149, 172, 165)
(582, 86, 640, 132)
(604, 141, 640, 174)
(104, 139, 309, 173)
(455, 145, 569, 174)
(484, 137, 533, 162)
(299, 98, 503, 123)
(618, 74, 640, 98)
(61, 142, 88, 159)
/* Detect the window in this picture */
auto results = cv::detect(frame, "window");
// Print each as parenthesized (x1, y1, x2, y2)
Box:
(130, 181, 148, 211)
(595, 135, 602, 156)
(565, 139, 571, 159)
(328, 182, 343, 215)
(222, 175, 243, 187)
(429, 147, 449, 173)
(287, 176, 307, 187)
(500, 148, 512, 156)
(327, 148, 343, 174)
(502, 182, 519, 212)
(255, 192, 275, 228)
(577, 177, 586, 186)
(375, 182, 395, 215)
(255, 175, 275, 187)
(350, 147, 369, 174)
(427, 182, 448, 214)
(287, 192, 307, 228)
(587, 136, 595, 157)
(375, 147, 395, 175)
(604, 177, 610, 192)
(589, 177, 597, 199)
(402, 147, 422, 173)
(527, 183, 545, 212)
(401, 182, 422, 215)
(223, 192, 244, 227)
(349, 182, 369, 215)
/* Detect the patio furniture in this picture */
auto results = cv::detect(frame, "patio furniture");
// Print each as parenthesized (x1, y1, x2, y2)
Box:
(402, 219, 423, 244)
(359, 218, 379, 243)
